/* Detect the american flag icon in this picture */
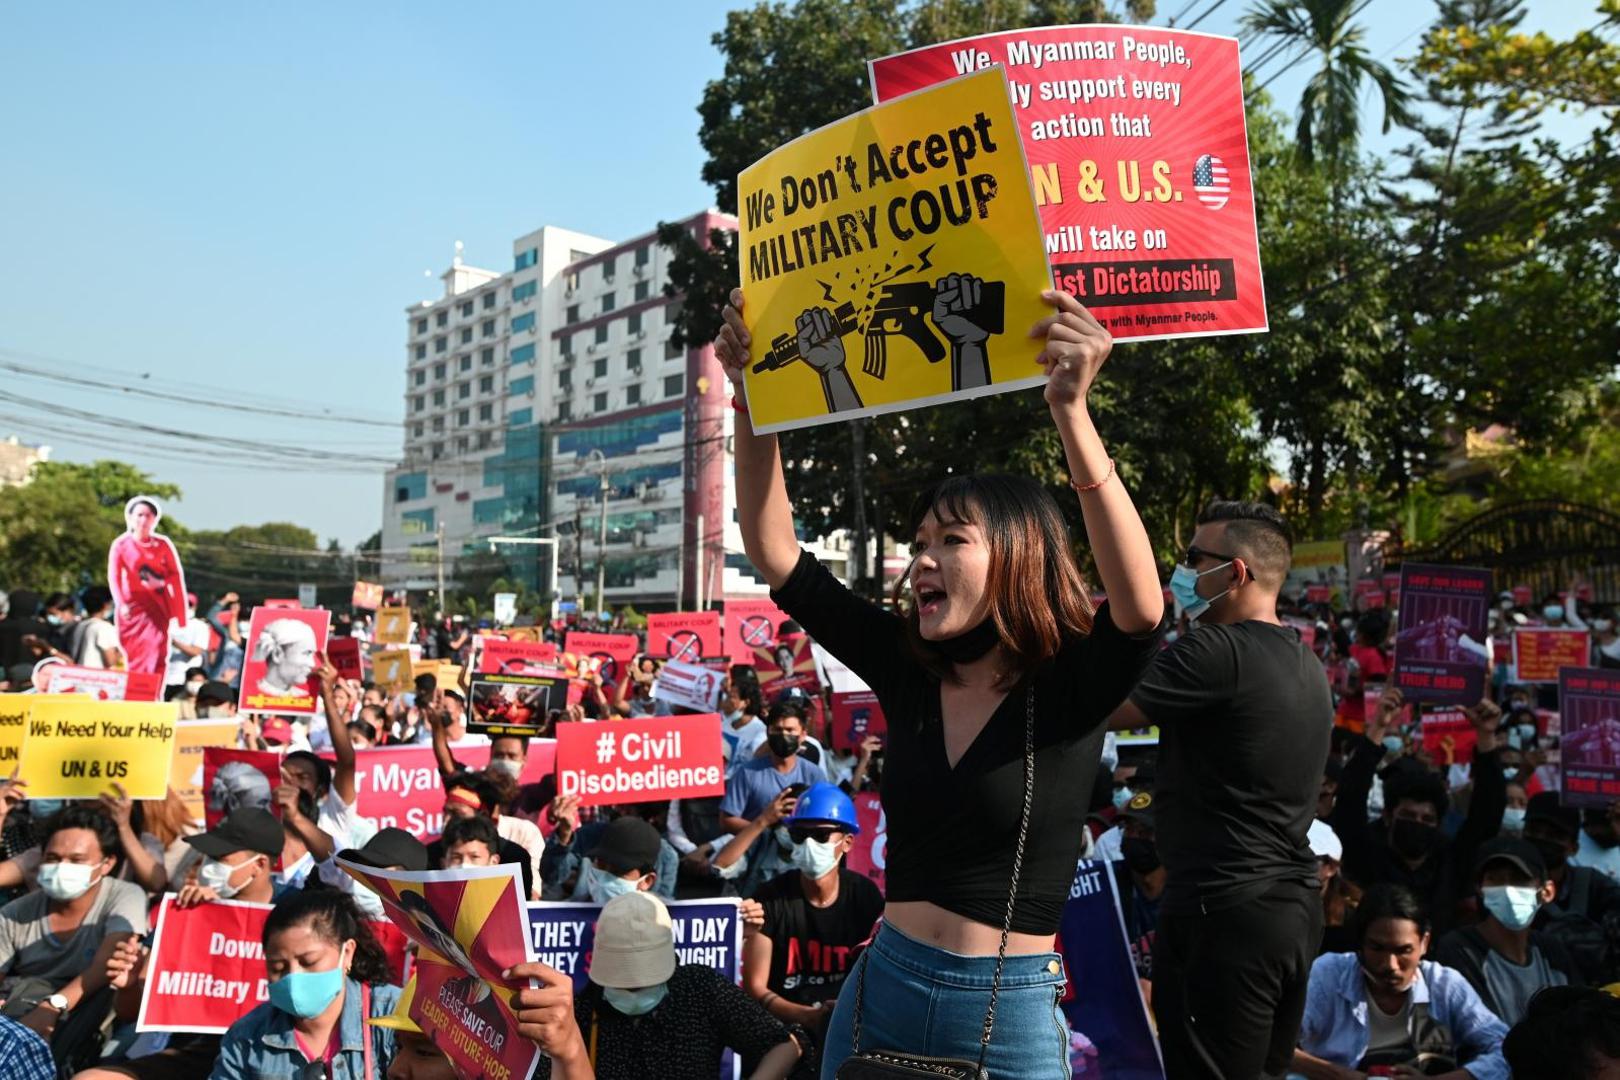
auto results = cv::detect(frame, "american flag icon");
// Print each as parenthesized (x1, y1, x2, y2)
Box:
(1193, 154, 1229, 210)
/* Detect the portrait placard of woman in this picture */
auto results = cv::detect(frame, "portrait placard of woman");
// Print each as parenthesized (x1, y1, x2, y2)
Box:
(106, 494, 188, 689)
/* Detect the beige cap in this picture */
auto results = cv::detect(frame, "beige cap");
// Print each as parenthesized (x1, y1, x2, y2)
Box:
(588, 891, 676, 990)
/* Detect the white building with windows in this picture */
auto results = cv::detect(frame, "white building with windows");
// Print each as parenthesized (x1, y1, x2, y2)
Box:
(381, 212, 849, 611)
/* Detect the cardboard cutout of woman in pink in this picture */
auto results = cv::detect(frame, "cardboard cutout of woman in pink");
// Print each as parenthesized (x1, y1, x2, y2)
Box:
(107, 495, 187, 685)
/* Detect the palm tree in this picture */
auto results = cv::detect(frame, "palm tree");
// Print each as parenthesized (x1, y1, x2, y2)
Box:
(1243, 0, 1415, 174)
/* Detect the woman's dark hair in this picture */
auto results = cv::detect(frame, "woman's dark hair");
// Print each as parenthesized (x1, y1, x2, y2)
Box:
(1353, 883, 1430, 945)
(263, 888, 392, 986)
(42, 804, 120, 861)
(127, 499, 159, 517)
(442, 812, 501, 853)
(893, 473, 1093, 687)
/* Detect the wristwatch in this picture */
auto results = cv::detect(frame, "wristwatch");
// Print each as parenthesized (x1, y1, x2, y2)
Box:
(45, 993, 68, 1017)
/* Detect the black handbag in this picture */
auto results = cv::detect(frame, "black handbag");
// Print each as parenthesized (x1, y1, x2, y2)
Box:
(836, 687, 1037, 1080)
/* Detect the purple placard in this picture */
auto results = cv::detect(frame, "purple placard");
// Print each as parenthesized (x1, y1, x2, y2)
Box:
(1392, 563, 1492, 705)
(1560, 667, 1620, 810)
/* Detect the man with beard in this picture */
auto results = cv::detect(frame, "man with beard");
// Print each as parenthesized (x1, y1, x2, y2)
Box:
(1520, 792, 1620, 986)
(1330, 687, 1506, 933)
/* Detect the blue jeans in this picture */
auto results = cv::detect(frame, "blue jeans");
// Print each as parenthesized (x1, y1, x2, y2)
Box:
(820, 920, 1072, 1079)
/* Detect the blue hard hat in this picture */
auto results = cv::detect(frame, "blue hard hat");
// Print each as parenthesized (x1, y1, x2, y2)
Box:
(786, 782, 860, 835)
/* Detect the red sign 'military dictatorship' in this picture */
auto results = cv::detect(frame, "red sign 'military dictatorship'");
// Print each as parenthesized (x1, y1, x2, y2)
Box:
(871, 25, 1266, 341)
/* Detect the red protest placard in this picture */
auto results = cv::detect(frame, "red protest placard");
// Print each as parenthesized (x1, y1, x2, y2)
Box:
(1514, 629, 1592, 683)
(844, 793, 887, 894)
(330, 741, 557, 838)
(871, 26, 1265, 341)
(753, 634, 821, 697)
(554, 714, 725, 807)
(327, 636, 363, 683)
(725, 598, 790, 664)
(33, 664, 163, 702)
(239, 606, 331, 715)
(646, 612, 723, 662)
(830, 691, 888, 752)
(201, 747, 282, 831)
(564, 631, 639, 686)
(1420, 709, 1476, 768)
(478, 638, 559, 676)
(136, 897, 411, 1034)
(137, 897, 272, 1033)
(1305, 584, 1332, 605)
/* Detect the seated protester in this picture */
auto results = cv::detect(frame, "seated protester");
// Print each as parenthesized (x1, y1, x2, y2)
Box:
(719, 701, 826, 842)
(1329, 687, 1507, 934)
(720, 674, 767, 777)
(0, 805, 146, 1044)
(1314, 819, 1364, 956)
(1572, 803, 1620, 883)
(542, 803, 678, 902)
(743, 784, 883, 1074)
(1502, 985, 1620, 1080)
(368, 976, 457, 1080)
(78, 809, 287, 1080)
(1433, 837, 1581, 1026)
(1502, 781, 1529, 837)
(535, 891, 800, 1080)
(1092, 768, 1156, 862)
(1521, 792, 1620, 986)
(425, 774, 535, 898)
(554, 816, 663, 904)
(438, 814, 502, 870)
(0, 789, 170, 897)
(1294, 883, 1508, 1080)
(288, 659, 377, 863)
(1103, 791, 1164, 981)
(210, 889, 400, 1080)
(425, 702, 547, 874)
(345, 717, 378, 750)
(0, 1012, 52, 1080)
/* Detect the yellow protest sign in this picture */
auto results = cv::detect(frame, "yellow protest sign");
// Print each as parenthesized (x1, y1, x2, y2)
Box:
(170, 719, 240, 823)
(372, 649, 412, 694)
(19, 698, 179, 799)
(0, 698, 26, 776)
(739, 66, 1051, 434)
(375, 607, 411, 645)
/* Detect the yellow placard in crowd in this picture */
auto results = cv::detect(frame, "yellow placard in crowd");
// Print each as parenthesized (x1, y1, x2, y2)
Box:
(372, 649, 412, 694)
(375, 606, 411, 645)
(170, 719, 241, 823)
(19, 698, 179, 799)
(0, 698, 26, 775)
(739, 66, 1052, 434)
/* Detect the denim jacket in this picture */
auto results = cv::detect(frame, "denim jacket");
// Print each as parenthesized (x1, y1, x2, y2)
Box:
(1293, 954, 1508, 1080)
(209, 978, 399, 1080)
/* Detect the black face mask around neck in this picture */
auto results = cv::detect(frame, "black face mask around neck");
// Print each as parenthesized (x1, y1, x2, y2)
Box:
(932, 619, 999, 664)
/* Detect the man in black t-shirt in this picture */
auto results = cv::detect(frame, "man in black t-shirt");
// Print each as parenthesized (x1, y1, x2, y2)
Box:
(1108, 500, 1332, 1080)
(742, 783, 883, 1073)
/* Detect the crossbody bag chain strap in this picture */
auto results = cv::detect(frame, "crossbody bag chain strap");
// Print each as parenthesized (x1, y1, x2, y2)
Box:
(849, 685, 1037, 1070)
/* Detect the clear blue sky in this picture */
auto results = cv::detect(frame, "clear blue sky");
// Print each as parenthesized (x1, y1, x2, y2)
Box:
(0, 1, 1596, 547)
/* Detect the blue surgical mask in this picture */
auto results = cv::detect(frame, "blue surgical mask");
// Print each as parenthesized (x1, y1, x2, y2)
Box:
(1544, 605, 1564, 622)
(1502, 807, 1526, 833)
(1381, 736, 1404, 755)
(1112, 787, 1134, 811)
(603, 983, 668, 1016)
(29, 799, 66, 820)
(586, 862, 643, 905)
(268, 958, 347, 1018)
(1482, 884, 1541, 931)
(1169, 561, 1233, 623)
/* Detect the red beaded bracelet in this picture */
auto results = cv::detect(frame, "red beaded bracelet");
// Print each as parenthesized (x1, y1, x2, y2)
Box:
(1070, 458, 1115, 494)
(731, 396, 749, 414)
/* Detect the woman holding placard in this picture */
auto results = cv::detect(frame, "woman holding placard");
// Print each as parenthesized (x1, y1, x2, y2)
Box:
(715, 285, 1164, 1078)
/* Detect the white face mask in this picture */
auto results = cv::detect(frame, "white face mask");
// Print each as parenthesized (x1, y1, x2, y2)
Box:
(487, 757, 523, 781)
(791, 836, 842, 879)
(198, 856, 258, 899)
(39, 862, 101, 902)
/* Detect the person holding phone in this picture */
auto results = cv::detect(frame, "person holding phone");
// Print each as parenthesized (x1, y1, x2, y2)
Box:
(720, 701, 825, 836)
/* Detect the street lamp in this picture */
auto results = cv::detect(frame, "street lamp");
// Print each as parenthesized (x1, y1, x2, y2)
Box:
(486, 536, 560, 624)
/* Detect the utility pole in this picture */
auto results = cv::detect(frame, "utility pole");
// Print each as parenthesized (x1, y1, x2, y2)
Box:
(435, 522, 446, 617)
(696, 512, 706, 611)
(573, 505, 585, 613)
